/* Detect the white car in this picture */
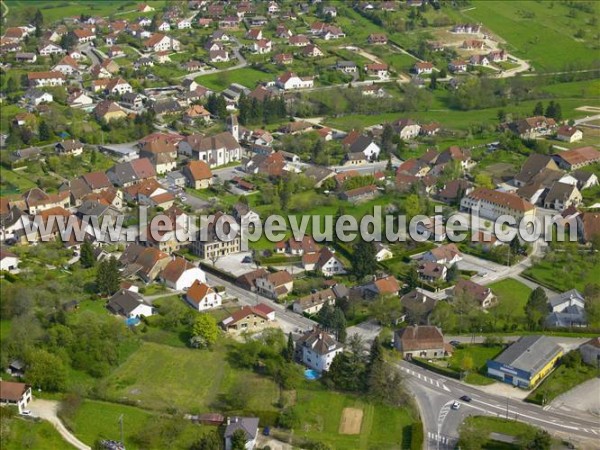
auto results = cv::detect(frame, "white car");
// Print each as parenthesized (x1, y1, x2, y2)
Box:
(451, 401, 460, 410)
(20, 410, 32, 416)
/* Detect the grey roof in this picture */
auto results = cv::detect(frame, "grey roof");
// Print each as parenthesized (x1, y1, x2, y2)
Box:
(348, 135, 374, 154)
(544, 182, 578, 204)
(297, 328, 342, 355)
(106, 289, 146, 316)
(332, 283, 349, 299)
(548, 289, 584, 309)
(545, 306, 586, 328)
(493, 335, 562, 375)
(224, 416, 259, 440)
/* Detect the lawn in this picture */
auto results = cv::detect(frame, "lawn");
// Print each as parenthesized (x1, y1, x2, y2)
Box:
(5, 0, 166, 25)
(195, 67, 274, 91)
(290, 381, 415, 450)
(487, 279, 532, 326)
(459, 416, 555, 449)
(103, 341, 280, 414)
(325, 96, 599, 132)
(447, 344, 505, 386)
(3, 417, 71, 450)
(525, 359, 598, 405)
(452, 1, 600, 72)
(0, 167, 37, 196)
(522, 247, 600, 292)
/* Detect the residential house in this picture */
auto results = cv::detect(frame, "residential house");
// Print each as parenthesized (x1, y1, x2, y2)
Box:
(256, 270, 294, 300)
(55, 139, 84, 156)
(273, 53, 293, 65)
(453, 279, 495, 309)
(160, 257, 206, 290)
(27, 71, 65, 87)
(437, 146, 473, 170)
(367, 33, 388, 44)
(449, 59, 468, 73)
(182, 160, 213, 189)
(514, 154, 561, 187)
(38, 42, 65, 56)
(94, 100, 127, 122)
(556, 126, 582, 143)
(572, 170, 599, 190)
(460, 188, 536, 221)
(401, 290, 437, 325)
(24, 89, 53, 107)
(417, 261, 447, 283)
(302, 44, 324, 58)
(414, 62, 434, 75)
(0, 249, 20, 271)
(67, 90, 93, 107)
(221, 304, 276, 333)
(374, 243, 393, 261)
(0, 381, 32, 413)
(394, 325, 448, 359)
(185, 280, 222, 311)
(364, 63, 388, 78)
(292, 289, 336, 315)
(393, 119, 421, 140)
(503, 116, 557, 139)
(462, 39, 485, 50)
(72, 29, 96, 44)
(121, 92, 144, 111)
(246, 28, 263, 40)
(16, 52, 37, 63)
(124, 178, 174, 209)
(119, 244, 170, 283)
(144, 33, 181, 52)
(363, 275, 401, 298)
(191, 224, 241, 261)
(107, 157, 157, 187)
(276, 71, 314, 90)
(342, 131, 381, 160)
(236, 268, 269, 291)
(296, 328, 344, 372)
(469, 54, 490, 66)
(543, 182, 582, 211)
(253, 38, 272, 54)
(437, 179, 474, 204)
(336, 61, 357, 73)
(224, 417, 259, 450)
(289, 34, 310, 47)
(52, 55, 79, 76)
(107, 289, 153, 318)
(139, 138, 177, 174)
(19, 188, 70, 214)
(304, 247, 346, 276)
(546, 299, 586, 327)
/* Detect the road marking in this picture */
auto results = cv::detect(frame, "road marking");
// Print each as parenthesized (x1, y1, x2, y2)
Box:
(442, 384, 450, 392)
(590, 429, 597, 435)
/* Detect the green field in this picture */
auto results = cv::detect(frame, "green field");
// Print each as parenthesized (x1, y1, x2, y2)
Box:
(291, 382, 414, 450)
(325, 95, 598, 132)
(2, 417, 71, 450)
(488, 279, 532, 325)
(523, 249, 600, 292)
(447, 344, 504, 385)
(5, 0, 166, 25)
(526, 358, 598, 405)
(459, 416, 555, 449)
(103, 341, 279, 414)
(195, 67, 274, 91)
(452, 1, 600, 71)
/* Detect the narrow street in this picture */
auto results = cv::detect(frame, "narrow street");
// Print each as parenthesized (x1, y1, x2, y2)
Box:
(28, 399, 91, 450)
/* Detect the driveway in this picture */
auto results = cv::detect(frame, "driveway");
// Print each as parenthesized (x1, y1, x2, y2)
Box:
(28, 399, 90, 450)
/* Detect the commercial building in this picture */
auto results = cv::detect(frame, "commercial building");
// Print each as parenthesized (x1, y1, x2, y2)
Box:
(486, 335, 563, 389)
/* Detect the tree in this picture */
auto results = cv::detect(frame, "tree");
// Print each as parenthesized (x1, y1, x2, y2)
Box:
(95, 256, 120, 296)
(230, 429, 247, 450)
(458, 420, 487, 450)
(191, 431, 223, 450)
(429, 71, 438, 90)
(474, 173, 493, 189)
(331, 307, 347, 343)
(497, 109, 506, 122)
(525, 287, 549, 330)
(38, 120, 51, 141)
(283, 332, 294, 362)
(25, 348, 67, 391)
(80, 240, 95, 268)
(34, 9, 43, 37)
(90, 149, 97, 165)
(447, 263, 459, 283)
(519, 429, 552, 450)
(380, 123, 395, 157)
(460, 354, 474, 374)
(191, 314, 219, 348)
(405, 265, 419, 291)
(439, 68, 447, 79)
(403, 194, 422, 218)
(545, 101, 556, 119)
(533, 101, 544, 116)
(352, 240, 377, 280)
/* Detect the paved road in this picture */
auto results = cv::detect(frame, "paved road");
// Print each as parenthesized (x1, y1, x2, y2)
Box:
(204, 272, 315, 335)
(396, 360, 600, 449)
(29, 399, 91, 450)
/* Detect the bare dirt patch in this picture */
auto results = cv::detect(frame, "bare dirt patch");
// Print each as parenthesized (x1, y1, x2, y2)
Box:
(338, 407, 363, 435)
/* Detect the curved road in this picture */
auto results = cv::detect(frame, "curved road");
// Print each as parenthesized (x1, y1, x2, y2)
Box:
(396, 360, 600, 449)
(29, 399, 91, 450)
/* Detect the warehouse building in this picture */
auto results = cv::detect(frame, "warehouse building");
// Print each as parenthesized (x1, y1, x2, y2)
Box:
(486, 335, 563, 389)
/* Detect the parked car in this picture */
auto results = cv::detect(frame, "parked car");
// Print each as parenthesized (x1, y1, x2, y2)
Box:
(450, 340, 461, 347)
(20, 410, 32, 416)
(242, 256, 252, 263)
(451, 401, 460, 410)
(459, 395, 472, 403)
